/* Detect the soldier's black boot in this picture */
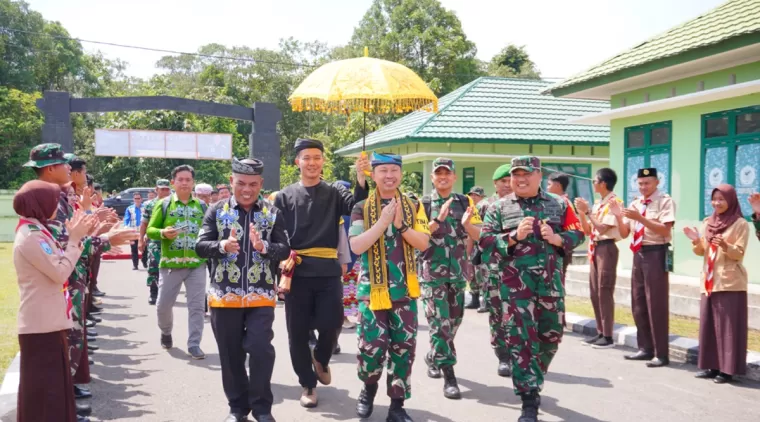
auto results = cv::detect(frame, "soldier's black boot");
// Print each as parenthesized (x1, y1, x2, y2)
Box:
(386, 398, 414, 422)
(465, 292, 480, 309)
(441, 366, 461, 400)
(517, 390, 540, 422)
(424, 352, 441, 379)
(496, 349, 512, 377)
(356, 382, 377, 419)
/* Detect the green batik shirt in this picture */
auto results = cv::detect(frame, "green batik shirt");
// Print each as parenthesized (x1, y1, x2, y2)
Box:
(146, 194, 207, 269)
(349, 198, 421, 303)
(419, 192, 481, 287)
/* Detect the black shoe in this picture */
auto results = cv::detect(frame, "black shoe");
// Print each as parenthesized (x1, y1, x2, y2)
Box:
(497, 359, 512, 377)
(591, 337, 614, 349)
(88, 344, 99, 352)
(386, 407, 414, 422)
(254, 414, 275, 422)
(424, 352, 441, 379)
(224, 413, 247, 422)
(74, 385, 92, 399)
(77, 416, 90, 422)
(87, 336, 96, 343)
(87, 314, 102, 323)
(132, 266, 139, 270)
(334, 344, 341, 354)
(356, 383, 378, 419)
(90, 306, 104, 314)
(518, 391, 539, 422)
(86, 320, 96, 328)
(714, 373, 733, 384)
(582, 333, 603, 346)
(465, 292, 480, 309)
(86, 329, 97, 337)
(76, 402, 92, 416)
(148, 296, 157, 305)
(624, 350, 654, 361)
(88, 358, 94, 365)
(646, 357, 669, 368)
(441, 366, 461, 400)
(92, 289, 106, 297)
(695, 369, 719, 379)
(161, 334, 173, 349)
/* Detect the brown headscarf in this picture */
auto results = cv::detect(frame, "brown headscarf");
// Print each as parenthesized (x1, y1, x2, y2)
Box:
(13, 180, 61, 232)
(706, 184, 743, 242)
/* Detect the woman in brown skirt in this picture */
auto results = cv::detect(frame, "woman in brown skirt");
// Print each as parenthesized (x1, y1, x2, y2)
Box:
(12, 180, 93, 421)
(683, 184, 749, 384)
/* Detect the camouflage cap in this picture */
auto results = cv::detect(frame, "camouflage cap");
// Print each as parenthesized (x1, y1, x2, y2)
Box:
(23, 143, 68, 168)
(156, 179, 170, 188)
(432, 157, 455, 172)
(63, 153, 77, 164)
(510, 156, 541, 173)
(467, 186, 485, 197)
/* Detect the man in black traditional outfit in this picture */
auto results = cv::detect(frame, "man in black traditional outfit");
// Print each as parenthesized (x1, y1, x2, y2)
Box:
(196, 158, 291, 422)
(274, 138, 370, 408)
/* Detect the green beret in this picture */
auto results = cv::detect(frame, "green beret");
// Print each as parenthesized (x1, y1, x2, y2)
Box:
(493, 164, 512, 180)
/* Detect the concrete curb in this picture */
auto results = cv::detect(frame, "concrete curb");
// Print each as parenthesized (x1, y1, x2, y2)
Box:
(0, 353, 19, 421)
(565, 312, 760, 382)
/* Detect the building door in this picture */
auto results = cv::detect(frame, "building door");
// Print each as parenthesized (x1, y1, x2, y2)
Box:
(462, 167, 475, 194)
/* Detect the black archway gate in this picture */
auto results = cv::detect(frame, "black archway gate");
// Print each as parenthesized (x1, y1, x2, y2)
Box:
(36, 91, 282, 190)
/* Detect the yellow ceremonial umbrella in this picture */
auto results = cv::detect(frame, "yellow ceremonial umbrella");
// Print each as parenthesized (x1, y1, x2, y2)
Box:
(289, 48, 438, 173)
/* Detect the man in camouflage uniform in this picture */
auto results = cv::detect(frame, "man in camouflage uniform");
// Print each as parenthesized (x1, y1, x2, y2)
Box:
(474, 164, 513, 377)
(139, 179, 172, 305)
(419, 157, 482, 400)
(464, 185, 485, 310)
(480, 156, 584, 422)
(349, 153, 430, 422)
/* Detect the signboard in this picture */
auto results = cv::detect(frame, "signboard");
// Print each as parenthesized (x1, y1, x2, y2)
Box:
(95, 129, 232, 160)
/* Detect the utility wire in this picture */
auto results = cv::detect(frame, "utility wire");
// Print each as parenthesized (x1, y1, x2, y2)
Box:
(0, 26, 568, 80)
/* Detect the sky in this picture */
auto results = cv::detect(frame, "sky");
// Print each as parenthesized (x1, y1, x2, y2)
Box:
(25, 0, 726, 81)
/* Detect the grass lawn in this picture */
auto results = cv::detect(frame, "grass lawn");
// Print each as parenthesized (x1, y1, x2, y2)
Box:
(0, 242, 18, 378)
(565, 295, 760, 353)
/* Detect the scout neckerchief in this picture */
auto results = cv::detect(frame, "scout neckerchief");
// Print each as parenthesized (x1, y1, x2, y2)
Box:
(15, 218, 72, 319)
(363, 189, 420, 310)
(705, 242, 718, 295)
(629, 198, 652, 253)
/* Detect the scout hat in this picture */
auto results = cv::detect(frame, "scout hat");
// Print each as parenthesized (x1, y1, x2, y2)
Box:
(637, 168, 658, 178)
(23, 143, 68, 168)
(493, 164, 512, 180)
(468, 186, 485, 197)
(510, 156, 541, 173)
(432, 157, 455, 172)
(156, 179, 170, 188)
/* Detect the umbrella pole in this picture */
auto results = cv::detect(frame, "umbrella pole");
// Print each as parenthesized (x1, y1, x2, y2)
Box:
(362, 111, 366, 150)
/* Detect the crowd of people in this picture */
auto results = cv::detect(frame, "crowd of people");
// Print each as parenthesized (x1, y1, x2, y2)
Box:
(11, 138, 760, 422)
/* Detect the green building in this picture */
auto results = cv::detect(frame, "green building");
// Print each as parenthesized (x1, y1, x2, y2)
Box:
(335, 77, 610, 204)
(544, 0, 760, 283)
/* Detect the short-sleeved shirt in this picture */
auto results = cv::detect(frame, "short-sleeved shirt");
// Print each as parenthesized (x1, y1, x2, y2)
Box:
(349, 198, 429, 303)
(591, 192, 623, 242)
(626, 189, 676, 245)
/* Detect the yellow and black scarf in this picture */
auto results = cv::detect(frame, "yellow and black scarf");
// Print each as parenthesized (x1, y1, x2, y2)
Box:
(363, 189, 420, 310)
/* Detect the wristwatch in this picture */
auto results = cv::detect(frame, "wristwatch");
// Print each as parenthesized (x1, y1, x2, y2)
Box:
(509, 230, 519, 244)
(399, 224, 409, 234)
(433, 217, 443, 225)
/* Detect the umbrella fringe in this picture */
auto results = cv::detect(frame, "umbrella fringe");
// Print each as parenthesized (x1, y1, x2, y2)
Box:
(289, 97, 438, 114)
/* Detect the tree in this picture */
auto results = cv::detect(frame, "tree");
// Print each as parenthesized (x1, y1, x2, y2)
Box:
(350, 0, 482, 95)
(0, 88, 43, 188)
(486, 44, 541, 79)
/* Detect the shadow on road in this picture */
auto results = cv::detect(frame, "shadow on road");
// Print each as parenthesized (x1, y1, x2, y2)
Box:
(91, 352, 160, 420)
(546, 371, 613, 388)
(94, 325, 137, 338)
(99, 313, 147, 322)
(457, 376, 519, 408)
(167, 348, 222, 371)
(541, 395, 610, 422)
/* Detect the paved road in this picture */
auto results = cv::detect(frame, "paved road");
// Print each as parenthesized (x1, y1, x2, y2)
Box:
(85, 260, 760, 422)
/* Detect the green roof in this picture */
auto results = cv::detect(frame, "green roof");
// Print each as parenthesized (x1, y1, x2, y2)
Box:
(544, 0, 760, 97)
(335, 77, 610, 155)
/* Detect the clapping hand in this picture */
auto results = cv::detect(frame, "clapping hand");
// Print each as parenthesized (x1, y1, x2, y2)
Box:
(622, 207, 643, 222)
(462, 206, 475, 226)
(540, 220, 562, 246)
(711, 234, 728, 251)
(66, 210, 95, 245)
(749, 193, 760, 215)
(683, 226, 700, 242)
(607, 199, 623, 217)
(515, 216, 535, 241)
(379, 198, 397, 228)
(437, 197, 454, 221)
(574, 198, 590, 214)
(106, 226, 139, 247)
(223, 227, 240, 254)
(80, 186, 96, 211)
(393, 201, 404, 229)
(250, 223, 265, 253)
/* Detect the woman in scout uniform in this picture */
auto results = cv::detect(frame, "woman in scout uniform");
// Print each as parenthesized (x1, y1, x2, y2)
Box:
(684, 184, 749, 384)
(619, 168, 676, 368)
(13, 180, 94, 422)
(349, 153, 430, 422)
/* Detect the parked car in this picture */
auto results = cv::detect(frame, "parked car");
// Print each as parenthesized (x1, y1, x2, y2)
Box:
(103, 187, 154, 217)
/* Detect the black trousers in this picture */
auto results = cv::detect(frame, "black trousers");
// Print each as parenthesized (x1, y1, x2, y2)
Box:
(141, 243, 148, 267)
(285, 275, 342, 389)
(210, 307, 276, 417)
(130, 240, 140, 268)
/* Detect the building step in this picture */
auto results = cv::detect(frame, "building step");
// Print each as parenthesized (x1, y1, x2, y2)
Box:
(565, 265, 760, 330)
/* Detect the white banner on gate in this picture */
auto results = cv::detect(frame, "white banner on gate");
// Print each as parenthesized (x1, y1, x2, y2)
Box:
(94, 129, 232, 160)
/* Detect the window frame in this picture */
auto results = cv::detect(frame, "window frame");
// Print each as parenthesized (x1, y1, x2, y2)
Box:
(699, 105, 760, 220)
(541, 163, 593, 204)
(623, 121, 673, 205)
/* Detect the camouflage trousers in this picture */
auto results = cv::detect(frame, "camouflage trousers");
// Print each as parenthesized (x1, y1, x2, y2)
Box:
(480, 265, 507, 353)
(501, 273, 565, 394)
(422, 282, 465, 368)
(146, 241, 160, 287)
(357, 300, 418, 399)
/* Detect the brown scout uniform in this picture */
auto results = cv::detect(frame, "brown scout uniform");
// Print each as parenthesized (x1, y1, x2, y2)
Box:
(589, 192, 623, 338)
